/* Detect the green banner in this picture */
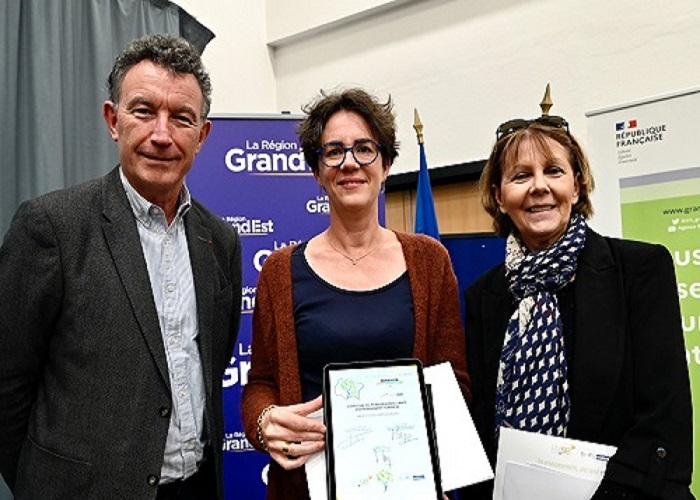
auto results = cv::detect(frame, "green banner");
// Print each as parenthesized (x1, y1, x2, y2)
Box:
(621, 189, 700, 490)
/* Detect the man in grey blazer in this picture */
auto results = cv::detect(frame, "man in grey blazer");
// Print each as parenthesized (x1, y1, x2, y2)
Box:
(0, 34, 242, 500)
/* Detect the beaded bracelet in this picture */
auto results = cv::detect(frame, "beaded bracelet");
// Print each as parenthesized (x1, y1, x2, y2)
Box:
(256, 404, 277, 452)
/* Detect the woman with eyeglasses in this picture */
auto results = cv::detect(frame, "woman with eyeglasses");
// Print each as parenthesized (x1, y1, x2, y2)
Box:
(460, 90, 693, 499)
(241, 88, 470, 500)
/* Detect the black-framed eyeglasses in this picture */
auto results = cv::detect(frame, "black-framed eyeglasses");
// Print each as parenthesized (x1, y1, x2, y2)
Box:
(495, 115, 569, 140)
(317, 139, 383, 169)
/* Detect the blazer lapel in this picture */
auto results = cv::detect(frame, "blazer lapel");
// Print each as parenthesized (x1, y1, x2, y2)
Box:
(100, 168, 171, 389)
(569, 229, 626, 437)
(482, 269, 512, 389)
(185, 206, 216, 398)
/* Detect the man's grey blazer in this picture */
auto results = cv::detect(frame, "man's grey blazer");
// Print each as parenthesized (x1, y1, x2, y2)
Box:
(0, 167, 242, 499)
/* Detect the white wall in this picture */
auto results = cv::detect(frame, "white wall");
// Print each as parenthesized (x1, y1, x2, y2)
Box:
(175, 0, 700, 234)
(266, 0, 414, 44)
(172, 0, 277, 114)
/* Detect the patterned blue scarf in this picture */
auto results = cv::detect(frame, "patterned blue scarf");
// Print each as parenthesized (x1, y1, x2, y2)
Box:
(494, 214, 586, 442)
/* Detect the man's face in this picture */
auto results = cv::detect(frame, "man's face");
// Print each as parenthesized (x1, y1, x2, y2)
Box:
(103, 60, 210, 207)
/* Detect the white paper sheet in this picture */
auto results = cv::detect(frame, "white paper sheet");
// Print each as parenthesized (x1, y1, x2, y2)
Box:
(501, 462, 599, 500)
(304, 362, 493, 499)
(494, 427, 617, 500)
(304, 409, 328, 500)
(423, 362, 493, 490)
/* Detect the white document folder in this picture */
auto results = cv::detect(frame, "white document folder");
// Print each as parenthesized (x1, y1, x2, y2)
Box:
(494, 427, 617, 500)
(305, 362, 493, 499)
(502, 462, 599, 500)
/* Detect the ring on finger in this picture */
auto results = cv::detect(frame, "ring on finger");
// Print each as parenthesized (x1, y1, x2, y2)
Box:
(284, 441, 299, 460)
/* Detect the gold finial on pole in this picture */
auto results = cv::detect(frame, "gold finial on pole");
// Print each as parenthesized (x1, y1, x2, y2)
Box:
(540, 83, 553, 116)
(413, 108, 424, 145)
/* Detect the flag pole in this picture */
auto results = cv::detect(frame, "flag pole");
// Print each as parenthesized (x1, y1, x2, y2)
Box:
(540, 82, 553, 116)
(412, 108, 440, 240)
(413, 108, 424, 145)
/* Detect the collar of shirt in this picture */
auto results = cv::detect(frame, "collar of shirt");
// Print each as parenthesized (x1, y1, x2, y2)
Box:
(118, 168, 192, 230)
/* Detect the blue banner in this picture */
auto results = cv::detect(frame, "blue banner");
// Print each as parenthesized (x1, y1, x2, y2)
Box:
(188, 115, 330, 499)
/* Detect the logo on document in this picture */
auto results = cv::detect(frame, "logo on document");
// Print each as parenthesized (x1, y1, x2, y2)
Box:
(551, 443, 576, 456)
(614, 118, 666, 148)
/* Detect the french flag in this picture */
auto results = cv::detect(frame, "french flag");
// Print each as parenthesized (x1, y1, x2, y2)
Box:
(615, 120, 638, 131)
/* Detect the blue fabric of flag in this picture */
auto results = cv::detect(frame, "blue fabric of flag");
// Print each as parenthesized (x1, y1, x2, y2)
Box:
(414, 143, 440, 240)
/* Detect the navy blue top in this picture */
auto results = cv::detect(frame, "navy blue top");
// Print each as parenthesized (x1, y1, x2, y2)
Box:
(292, 242, 415, 402)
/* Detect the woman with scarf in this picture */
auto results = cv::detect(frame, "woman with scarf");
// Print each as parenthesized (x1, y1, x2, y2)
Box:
(461, 92, 693, 499)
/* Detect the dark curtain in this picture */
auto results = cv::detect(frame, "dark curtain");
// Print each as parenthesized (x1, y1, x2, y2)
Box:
(0, 0, 214, 238)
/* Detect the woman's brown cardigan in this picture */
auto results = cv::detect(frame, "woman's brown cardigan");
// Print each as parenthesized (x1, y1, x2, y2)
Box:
(241, 231, 471, 499)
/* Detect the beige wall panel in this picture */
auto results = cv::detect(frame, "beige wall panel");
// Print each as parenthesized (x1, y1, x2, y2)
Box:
(385, 191, 411, 233)
(385, 181, 493, 235)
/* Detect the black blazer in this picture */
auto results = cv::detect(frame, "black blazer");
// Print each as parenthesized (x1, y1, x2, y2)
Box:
(0, 167, 242, 499)
(463, 228, 692, 499)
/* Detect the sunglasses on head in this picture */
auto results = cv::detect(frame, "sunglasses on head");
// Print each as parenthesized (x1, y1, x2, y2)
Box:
(495, 115, 569, 140)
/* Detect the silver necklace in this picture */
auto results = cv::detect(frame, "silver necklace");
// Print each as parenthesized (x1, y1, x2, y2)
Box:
(326, 232, 382, 265)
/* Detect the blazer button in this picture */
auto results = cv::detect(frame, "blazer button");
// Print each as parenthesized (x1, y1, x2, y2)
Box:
(159, 406, 171, 418)
(656, 447, 667, 459)
(147, 474, 159, 487)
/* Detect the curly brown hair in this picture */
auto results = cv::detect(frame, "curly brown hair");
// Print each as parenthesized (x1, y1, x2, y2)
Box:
(298, 88, 399, 173)
(480, 123, 595, 237)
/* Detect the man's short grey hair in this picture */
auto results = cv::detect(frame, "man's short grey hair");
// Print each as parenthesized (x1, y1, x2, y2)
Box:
(106, 33, 212, 119)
